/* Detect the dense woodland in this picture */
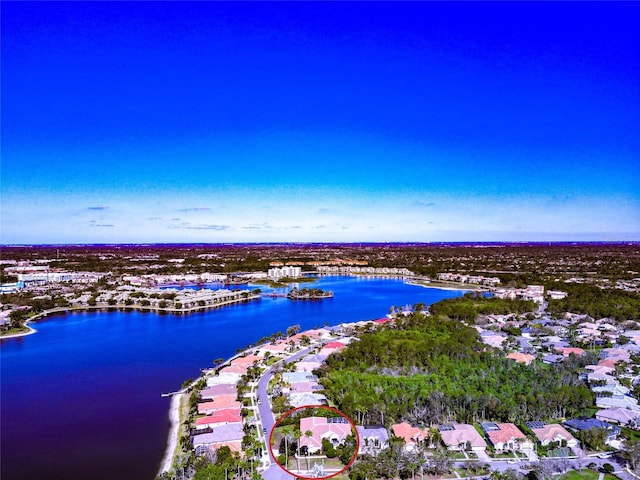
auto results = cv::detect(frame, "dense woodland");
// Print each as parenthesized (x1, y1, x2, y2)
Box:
(428, 292, 536, 321)
(546, 282, 640, 321)
(316, 311, 595, 426)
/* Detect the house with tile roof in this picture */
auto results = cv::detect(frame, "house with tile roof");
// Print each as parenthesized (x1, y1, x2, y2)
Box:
(192, 423, 244, 451)
(596, 395, 640, 412)
(230, 354, 262, 367)
(596, 408, 640, 427)
(299, 416, 353, 454)
(218, 364, 249, 375)
(484, 423, 534, 452)
(197, 398, 243, 415)
(391, 422, 429, 452)
(557, 347, 586, 357)
(206, 372, 243, 386)
(195, 408, 243, 430)
(530, 424, 578, 448)
(295, 354, 328, 372)
(506, 353, 536, 365)
(439, 424, 487, 452)
(200, 384, 237, 399)
(289, 392, 327, 407)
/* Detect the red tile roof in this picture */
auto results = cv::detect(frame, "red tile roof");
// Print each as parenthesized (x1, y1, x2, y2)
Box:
(195, 408, 243, 426)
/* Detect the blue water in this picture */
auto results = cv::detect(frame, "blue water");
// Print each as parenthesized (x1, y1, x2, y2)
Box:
(1, 276, 466, 480)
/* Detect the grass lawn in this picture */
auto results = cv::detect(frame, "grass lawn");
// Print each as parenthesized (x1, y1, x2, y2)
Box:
(561, 471, 619, 480)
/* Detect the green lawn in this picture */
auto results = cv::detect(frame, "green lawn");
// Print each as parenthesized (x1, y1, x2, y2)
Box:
(561, 470, 619, 480)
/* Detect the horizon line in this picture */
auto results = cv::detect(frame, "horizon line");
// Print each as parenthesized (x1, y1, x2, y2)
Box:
(2, 241, 639, 248)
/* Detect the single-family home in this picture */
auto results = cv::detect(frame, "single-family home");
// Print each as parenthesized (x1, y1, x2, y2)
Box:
(484, 423, 534, 452)
(439, 424, 487, 452)
(289, 382, 324, 394)
(506, 353, 536, 365)
(200, 384, 237, 400)
(192, 422, 244, 452)
(197, 397, 243, 415)
(282, 372, 318, 384)
(299, 416, 353, 454)
(230, 354, 262, 367)
(295, 354, 328, 373)
(596, 408, 640, 427)
(529, 423, 578, 448)
(557, 347, 586, 357)
(390, 422, 429, 452)
(289, 393, 327, 408)
(564, 417, 620, 441)
(356, 425, 389, 455)
(592, 384, 630, 398)
(596, 395, 640, 412)
(195, 408, 243, 430)
(206, 372, 243, 386)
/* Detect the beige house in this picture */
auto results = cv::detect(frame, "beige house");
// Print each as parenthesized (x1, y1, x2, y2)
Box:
(485, 423, 534, 452)
(439, 424, 487, 452)
(530, 424, 578, 447)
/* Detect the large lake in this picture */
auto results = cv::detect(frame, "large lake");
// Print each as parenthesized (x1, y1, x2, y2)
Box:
(1, 276, 467, 480)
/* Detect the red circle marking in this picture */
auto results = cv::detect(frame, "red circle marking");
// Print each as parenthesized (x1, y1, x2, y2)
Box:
(268, 404, 361, 479)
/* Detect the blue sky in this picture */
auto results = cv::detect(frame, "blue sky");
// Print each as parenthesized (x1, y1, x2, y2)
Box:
(2, 1, 639, 244)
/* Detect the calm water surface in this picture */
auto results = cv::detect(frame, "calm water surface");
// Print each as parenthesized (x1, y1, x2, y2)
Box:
(1, 276, 466, 480)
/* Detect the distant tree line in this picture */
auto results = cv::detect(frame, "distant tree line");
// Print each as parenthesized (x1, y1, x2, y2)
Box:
(316, 311, 594, 426)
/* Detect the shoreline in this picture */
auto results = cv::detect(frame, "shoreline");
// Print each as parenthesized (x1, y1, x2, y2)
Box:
(0, 294, 260, 340)
(409, 280, 484, 292)
(159, 392, 183, 475)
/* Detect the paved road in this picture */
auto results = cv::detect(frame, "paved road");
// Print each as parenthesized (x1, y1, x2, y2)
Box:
(255, 344, 325, 480)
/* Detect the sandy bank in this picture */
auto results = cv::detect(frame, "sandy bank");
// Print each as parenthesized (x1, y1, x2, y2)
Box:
(159, 392, 183, 475)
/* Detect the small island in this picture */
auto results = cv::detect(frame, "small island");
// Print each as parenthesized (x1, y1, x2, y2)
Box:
(287, 287, 334, 300)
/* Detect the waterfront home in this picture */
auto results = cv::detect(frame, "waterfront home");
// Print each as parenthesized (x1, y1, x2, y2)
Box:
(390, 422, 429, 452)
(198, 398, 242, 415)
(299, 416, 353, 454)
(564, 418, 620, 441)
(528, 423, 578, 448)
(206, 372, 243, 386)
(230, 354, 262, 367)
(218, 364, 249, 375)
(257, 342, 290, 357)
(596, 408, 640, 427)
(200, 384, 238, 399)
(439, 424, 487, 452)
(195, 408, 243, 430)
(356, 425, 389, 455)
(192, 423, 244, 452)
(483, 423, 534, 452)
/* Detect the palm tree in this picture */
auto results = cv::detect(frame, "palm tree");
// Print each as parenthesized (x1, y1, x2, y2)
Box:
(293, 429, 302, 472)
(281, 426, 293, 469)
(305, 430, 314, 470)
